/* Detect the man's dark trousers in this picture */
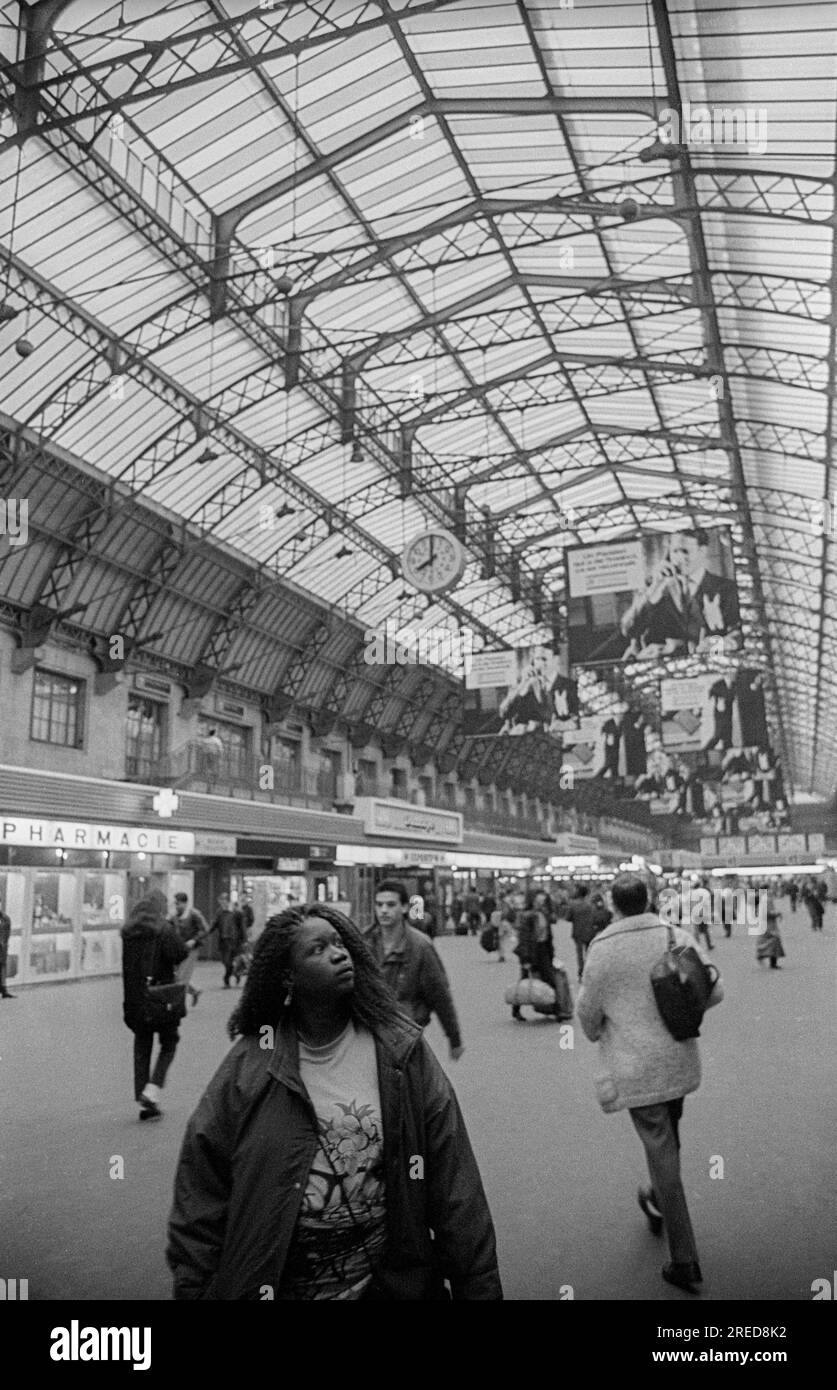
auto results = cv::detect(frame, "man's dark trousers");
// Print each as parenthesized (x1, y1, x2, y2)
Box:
(629, 1098, 699, 1266)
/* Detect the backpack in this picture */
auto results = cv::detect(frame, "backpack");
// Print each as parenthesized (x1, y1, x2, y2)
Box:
(480, 924, 499, 953)
(650, 923, 719, 1041)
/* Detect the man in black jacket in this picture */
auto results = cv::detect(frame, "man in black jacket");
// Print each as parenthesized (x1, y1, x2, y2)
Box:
(364, 880, 464, 1062)
(208, 893, 246, 988)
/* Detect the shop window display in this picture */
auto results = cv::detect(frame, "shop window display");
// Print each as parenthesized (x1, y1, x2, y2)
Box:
(0, 871, 26, 985)
(30, 871, 76, 977)
(80, 872, 127, 975)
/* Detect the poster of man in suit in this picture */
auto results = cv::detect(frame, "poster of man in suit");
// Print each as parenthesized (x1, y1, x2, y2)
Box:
(463, 645, 578, 738)
(565, 526, 741, 665)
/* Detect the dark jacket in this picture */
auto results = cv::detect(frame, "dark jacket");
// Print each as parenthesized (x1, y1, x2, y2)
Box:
(565, 898, 596, 945)
(166, 1014, 501, 1301)
(210, 907, 245, 948)
(121, 896, 188, 1032)
(363, 922, 462, 1049)
(0, 909, 11, 957)
(513, 911, 553, 967)
(170, 907, 209, 946)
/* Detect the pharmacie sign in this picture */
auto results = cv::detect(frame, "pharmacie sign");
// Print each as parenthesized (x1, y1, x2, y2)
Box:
(0, 817, 195, 855)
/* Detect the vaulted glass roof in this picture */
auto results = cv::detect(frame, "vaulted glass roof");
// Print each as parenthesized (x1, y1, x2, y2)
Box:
(0, 0, 834, 795)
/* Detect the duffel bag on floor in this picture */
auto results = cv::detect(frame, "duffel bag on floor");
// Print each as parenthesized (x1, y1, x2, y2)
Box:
(504, 976, 555, 1010)
(480, 924, 499, 953)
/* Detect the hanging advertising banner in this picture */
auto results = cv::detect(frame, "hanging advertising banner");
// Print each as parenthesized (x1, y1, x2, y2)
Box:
(565, 526, 741, 666)
(660, 668, 769, 754)
(559, 718, 610, 779)
(463, 646, 577, 739)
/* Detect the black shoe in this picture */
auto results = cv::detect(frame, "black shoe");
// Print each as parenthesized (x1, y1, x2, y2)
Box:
(511, 1008, 525, 1021)
(139, 1099, 162, 1120)
(662, 1261, 703, 1293)
(1, 991, 15, 998)
(638, 1187, 663, 1236)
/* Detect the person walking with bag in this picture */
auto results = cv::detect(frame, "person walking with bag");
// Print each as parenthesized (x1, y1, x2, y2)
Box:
(121, 890, 190, 1120)
(577, 874, 723, 1295)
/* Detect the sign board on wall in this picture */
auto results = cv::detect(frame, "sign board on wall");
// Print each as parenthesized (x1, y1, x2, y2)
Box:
(0, 818, 194, 855)
(354, 798, 463, 844)
(193, 833, 237, 857)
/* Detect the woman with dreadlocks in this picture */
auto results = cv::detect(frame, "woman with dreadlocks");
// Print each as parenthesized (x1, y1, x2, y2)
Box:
(166, 903, 501, 1301)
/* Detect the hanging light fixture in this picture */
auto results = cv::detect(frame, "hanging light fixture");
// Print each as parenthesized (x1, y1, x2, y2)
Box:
(350, 438, 364, 463)
(197, 446, 219, 464)
(335, 544, 354, 559)
(0, 304, 19, 324)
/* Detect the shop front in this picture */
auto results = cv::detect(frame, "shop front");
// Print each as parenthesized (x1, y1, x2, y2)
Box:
(0, 816, 195, 986)
(232, 840, 353, 936)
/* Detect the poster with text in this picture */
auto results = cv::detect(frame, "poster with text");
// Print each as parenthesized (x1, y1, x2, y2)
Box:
(463, 646, 578, 738)
(565, 526, 741, 665)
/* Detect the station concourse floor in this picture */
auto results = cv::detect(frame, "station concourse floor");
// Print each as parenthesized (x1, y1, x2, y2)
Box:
(1, 902, 834, 1302)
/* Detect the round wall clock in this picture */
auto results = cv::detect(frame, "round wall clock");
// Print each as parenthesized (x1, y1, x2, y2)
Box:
(401, 528, 466, 595)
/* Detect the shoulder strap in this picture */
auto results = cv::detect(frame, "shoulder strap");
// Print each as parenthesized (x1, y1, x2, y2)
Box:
(144, 929, 162, 985)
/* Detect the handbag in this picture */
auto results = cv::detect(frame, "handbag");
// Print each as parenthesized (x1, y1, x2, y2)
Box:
(143, 933, 187, 1029)
(650, 923, 719, 1041)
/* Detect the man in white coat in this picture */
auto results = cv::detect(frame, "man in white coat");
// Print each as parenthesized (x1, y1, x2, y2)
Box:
(578, 873, 723, 1294)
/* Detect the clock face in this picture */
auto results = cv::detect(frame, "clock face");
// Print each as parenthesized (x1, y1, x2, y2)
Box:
(401, 529, 466, 594)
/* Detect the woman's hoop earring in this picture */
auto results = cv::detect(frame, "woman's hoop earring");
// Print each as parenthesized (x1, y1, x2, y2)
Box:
(283, 982, 293, 1008)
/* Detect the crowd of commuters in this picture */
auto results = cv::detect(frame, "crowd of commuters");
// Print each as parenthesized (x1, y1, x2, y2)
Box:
(110, 864, 831, 1298)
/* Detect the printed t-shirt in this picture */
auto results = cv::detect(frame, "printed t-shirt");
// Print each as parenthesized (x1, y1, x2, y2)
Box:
(278, 1021, 387, 1300)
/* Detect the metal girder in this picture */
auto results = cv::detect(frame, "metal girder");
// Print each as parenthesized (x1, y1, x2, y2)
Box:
(268, 616, 333, 719)
(0, 252, 399, 580)
(345, 275, 695, 374)
(11, 127, 546, 637)
(211, 99, 666, 266)
(192, 578, 264, 674)
(313, 636, 374, 722)
(357, 665, 409, 741)
(650, 0, 792, 785)
(0, 0, 466, 149)
(108, 525, 186, 647)
(34, 483, 115, 613)
(807, 149, 837, 787)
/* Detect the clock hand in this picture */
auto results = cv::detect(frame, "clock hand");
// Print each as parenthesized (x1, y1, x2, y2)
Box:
(414, 538, 437, 572)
